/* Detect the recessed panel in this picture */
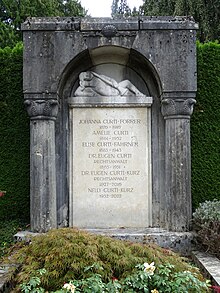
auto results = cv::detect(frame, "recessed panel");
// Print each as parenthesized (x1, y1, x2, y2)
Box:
(70, 107, 152, 228)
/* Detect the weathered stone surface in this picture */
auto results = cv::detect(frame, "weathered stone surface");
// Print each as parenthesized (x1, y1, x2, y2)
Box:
(0, 264, 18, 293)
(161, 98, 196, 118)
(22, 17, 197, 94)
(14, 231, 40, 242)
(13, 229, 195, 256)
(25, 99, 58, 120)
(74, 71, 145, 97)
(192, 251, 220, 286)
(85, 228, 195, 256)
(30, 120, 57, 232)
(0, 266, 10, 293)
(68, 73, 153, 228)
(161, 97, 196, 231)
(24, 93, 58, 232)
(69, 107, 152, 228)
(22, 17, 197, 233)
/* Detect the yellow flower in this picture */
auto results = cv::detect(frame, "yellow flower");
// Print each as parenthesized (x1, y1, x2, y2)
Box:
(144, 262, 156, 275)
(63, 283, 76, 293)
(151, 289, 159, 293)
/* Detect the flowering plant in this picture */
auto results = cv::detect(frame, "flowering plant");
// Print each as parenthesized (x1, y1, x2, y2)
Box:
(144, 262, 156, 275)
(63, 283, 76, 293)
(20, 262, 210, 293)
(211, 285, 220, 293)
(0, 190, 6, 197)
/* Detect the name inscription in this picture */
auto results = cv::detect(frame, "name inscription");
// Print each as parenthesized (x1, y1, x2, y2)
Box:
(78, 116, 143, 198)
(70, 107, 151, 227)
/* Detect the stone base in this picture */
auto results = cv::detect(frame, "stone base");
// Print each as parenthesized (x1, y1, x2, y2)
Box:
(85, 228, 195, 256)
(0, 264, 19, 293)
(14, 228, 195, 256)
(14, 231, 39, 242)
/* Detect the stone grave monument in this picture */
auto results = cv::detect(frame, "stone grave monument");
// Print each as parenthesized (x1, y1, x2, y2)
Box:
(22, 17, 198, 244)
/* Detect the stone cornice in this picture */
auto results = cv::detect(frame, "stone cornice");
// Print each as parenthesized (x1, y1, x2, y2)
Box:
(21, 16, 198, 32)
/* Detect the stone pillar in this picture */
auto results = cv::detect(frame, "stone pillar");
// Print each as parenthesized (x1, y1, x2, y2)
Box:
(24, 97, 58, 232)
(161, 97, 196, 231)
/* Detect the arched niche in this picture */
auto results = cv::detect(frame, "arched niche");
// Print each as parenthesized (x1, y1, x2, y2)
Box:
(58, 45, 162, 99)
(56, 45, 165, 228)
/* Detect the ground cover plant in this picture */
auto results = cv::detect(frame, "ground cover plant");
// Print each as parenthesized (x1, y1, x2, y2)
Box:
(19, 263, 210, 293)
(2, 228, 210, 292)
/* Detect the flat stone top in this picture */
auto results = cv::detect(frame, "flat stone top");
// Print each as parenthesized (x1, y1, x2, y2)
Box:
(192, 251, 220, 286)
(21, 16, 198, 31)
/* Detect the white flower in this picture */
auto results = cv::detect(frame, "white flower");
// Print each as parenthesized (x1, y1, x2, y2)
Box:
(63, 283, 76, 293)
(151, 289, 159, 293)
(144, 262, 156, 275)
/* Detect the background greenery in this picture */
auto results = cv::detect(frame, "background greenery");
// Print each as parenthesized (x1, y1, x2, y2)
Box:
(0, 0, 86, 47)
(0, 43, 29, 222)
(0, 42, 219, 224)
(0, 1, 86, 255)
(1, 0, 219, 48)
(111, 0, 220, 42)
(140, 0, 220, 42)
(191, 42, 220, 207)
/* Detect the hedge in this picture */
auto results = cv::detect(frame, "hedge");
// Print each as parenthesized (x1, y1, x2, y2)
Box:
(0, 43, 30, 222)
(0, 42, 219, 222)
(191, 42, 220, 208)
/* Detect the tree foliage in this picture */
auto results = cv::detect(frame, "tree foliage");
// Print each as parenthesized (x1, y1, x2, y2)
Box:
(0, 20, 19, 48)
(111, 0, 132, 17)
(141, 0, 220, 42)
(0, 0, 86, 48)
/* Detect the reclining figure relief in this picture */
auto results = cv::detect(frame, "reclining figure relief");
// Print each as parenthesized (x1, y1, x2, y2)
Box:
(74, 71, 144, 97)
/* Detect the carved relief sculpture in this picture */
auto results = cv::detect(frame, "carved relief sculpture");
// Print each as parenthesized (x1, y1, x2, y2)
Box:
(24, 99, 58, 120)
(161, 98, 196, 118)
(74, 71, 145, 97)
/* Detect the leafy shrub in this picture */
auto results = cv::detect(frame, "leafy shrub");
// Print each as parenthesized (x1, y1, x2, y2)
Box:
(19, 263, 210, 293)
(193, 199, 220, 258)
(3, 228, 206, 292)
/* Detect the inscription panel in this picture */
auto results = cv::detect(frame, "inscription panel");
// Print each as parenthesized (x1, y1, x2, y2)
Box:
(70, 108, 152, 228)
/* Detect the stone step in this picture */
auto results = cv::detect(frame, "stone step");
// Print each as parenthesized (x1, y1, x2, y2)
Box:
(0, 265, 15, 293)
(14, 228, 195, 256)
(192, 251, 220, 286)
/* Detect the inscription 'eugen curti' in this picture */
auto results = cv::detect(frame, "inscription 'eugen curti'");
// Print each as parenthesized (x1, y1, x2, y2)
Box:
(74, 114, 145, 199)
